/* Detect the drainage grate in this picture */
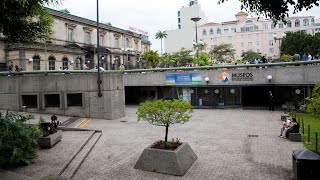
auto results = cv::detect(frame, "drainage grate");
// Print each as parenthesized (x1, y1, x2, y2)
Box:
(248, 135, 259, 137)
(120, 120, 128, 123)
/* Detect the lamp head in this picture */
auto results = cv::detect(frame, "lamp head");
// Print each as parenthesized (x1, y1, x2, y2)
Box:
(191, 17, 201, 22)
(267, 75, 272, 81)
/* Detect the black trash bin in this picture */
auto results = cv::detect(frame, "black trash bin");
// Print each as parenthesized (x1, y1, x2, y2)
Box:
(292, 149, 320, 180)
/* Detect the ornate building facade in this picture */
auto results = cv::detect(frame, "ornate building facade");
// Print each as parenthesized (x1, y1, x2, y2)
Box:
(0, 8, 151, 71)
(198, 12, 316, 59)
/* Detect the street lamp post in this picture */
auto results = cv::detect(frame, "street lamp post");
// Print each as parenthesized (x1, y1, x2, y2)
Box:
(96, 0, 102, 97)
(190, 17, 201, 59)
(273, 33, 286, 57)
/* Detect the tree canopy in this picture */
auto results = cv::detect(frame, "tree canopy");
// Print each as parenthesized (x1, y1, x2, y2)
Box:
(281, 31, 320, 57)
(241, 50, 262, 61)
(137, 99, 193, 142)
(218, 0, 320, 21)
(142, 50, 162, 68)
(0, 0, 60, 42)
(209, 44, 236, 63)
(155, 31, 168, 55)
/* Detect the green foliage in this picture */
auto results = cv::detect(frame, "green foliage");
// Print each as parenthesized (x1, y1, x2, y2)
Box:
(0, 112, 41, 168)
(281, 31, 320, 57)
(137, 99, 193, 142)
(162, 48, 194, 67)
(306, 83, 320, 116)
(280, 54, 293, 62)
(241, 50, 262, 61)
(0, 0, 60, 42)
(296, 113, 320, 152)
(142, 50, 162, 68)
(194, 52, 212, 66)
(218, 0, 320, 21)
(209, 44, 236, 63)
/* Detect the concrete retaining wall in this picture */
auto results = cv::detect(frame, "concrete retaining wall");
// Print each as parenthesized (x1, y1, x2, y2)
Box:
(124, 65, 320, 86)
(0, 72, 125, 119)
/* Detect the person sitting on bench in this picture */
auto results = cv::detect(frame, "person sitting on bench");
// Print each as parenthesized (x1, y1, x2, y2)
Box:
(279, 118, 291, 138)
(285, 118, 299, 139)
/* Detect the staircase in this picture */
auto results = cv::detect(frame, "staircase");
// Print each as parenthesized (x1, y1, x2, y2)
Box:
(58, 129, 102, 179)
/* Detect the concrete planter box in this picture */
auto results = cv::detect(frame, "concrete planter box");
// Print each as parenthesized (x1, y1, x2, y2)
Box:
(134, 142, 197, 176)
(38, 130, 62, 148)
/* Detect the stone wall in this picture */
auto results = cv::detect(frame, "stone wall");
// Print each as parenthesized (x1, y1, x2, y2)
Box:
(0, 72, 125, 120)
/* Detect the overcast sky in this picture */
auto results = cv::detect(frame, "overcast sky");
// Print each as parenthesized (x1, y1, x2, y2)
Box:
(50, 0, 320, 52)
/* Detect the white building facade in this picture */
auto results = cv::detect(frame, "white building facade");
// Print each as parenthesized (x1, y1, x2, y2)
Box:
(198, 12, 316, 59)
(164, 0, 207, 53)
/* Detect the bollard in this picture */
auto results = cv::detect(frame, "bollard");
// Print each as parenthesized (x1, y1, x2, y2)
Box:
(302, 119, 304, 134)
(316, 132, 318, 153)
(308, 125, 311, 143)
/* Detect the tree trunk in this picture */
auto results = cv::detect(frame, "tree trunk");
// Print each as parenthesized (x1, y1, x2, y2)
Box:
(165, 123, 169, 142)
(161, 39, 163, 56)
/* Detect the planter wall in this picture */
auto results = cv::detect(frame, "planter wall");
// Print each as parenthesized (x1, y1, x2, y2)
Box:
(38, 130, 62, 148)
(134, 142, 197, 176)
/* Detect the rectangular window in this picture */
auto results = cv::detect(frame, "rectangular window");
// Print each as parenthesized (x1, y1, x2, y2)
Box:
(269, 40, 273, 46)
(248, 42, 252, 47)
(269, 32, 273, 38)
(22, 95, 38, 108)
(68, 29, 73, 41)
(264, 23, 268, 30)
(256, 41, 260, 46)
(84, 32, 91, 44)
(67, 93, 83, 107)
(269, 48, 274, 53)
(241, 42, 244, 47)
(44, 94, 60, 108)
(99, 35, 104, 46)
(248, 34, 252, 39)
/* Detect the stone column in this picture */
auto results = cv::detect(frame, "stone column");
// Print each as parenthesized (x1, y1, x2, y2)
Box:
(107, 54, 111, 70)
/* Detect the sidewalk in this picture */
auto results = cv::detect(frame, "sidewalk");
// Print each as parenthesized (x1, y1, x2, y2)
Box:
(1, 107, 303, 179)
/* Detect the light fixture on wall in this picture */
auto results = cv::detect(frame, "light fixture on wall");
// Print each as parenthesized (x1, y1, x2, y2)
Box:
(204, 77, 210, 85)
(267, 75, 272, 82)
(230, 89, 235, 94)
(295, 89, 301, 94)
(214, 89, 219, 94)
(70, 60, 74, 64)
(28, 58, 33, 63)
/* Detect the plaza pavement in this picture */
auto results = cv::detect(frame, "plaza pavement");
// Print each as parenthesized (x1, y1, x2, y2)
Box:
(1, 106, 302, 180)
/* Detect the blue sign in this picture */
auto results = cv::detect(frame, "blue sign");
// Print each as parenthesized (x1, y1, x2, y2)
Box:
(166, 73, 202, 85)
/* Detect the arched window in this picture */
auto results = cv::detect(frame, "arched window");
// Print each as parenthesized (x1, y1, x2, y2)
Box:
(303, 19, 309, 26)
(271, 22, 276, 29)
(278, 21, 283, 28)
(287, 20, 292, 28)
(62, 57, 69, 70)
(295, 19, 300, 27)
(76, 57, 83, 70)
(224, 27, 229, 33)
(311, 18, 315, 26)
(48, 55, 56, 70)
(114, 38, 119, 48)
(125, 38, 129, 48)
(217, 28, 221, 34)
(202, 29, 207, 36)
(245, 20, 253, 24)
(231, 27, 236, 33)
(32, 55, 40, 70)
(209, 28, 214, 35)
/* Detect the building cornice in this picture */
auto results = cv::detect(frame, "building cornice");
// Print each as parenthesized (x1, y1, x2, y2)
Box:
(46, 7, 144, 39)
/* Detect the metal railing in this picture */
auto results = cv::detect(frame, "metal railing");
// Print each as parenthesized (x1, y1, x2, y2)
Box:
(1, 60, 319, 76)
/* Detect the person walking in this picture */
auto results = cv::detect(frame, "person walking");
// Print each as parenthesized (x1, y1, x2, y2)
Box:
(268, 91, 275, 111)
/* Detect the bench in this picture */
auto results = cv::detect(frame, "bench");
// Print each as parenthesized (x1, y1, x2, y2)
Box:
(289, 133, 302, 142)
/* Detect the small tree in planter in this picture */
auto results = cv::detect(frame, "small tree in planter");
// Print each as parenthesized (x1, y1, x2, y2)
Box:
(135, 99, 197, 176)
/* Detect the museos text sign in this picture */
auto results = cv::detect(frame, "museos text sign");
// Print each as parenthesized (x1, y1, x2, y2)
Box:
(231, 72, 253, 81)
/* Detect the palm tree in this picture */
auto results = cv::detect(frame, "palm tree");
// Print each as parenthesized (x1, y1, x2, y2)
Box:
(155, 31, 168, 56)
